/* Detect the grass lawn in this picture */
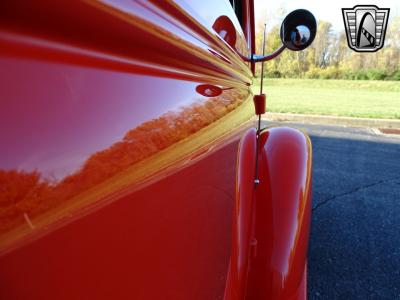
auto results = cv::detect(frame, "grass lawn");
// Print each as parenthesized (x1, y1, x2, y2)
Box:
(252, 79, 400, 119)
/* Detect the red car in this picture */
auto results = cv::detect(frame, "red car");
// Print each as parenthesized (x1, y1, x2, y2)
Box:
(0, 1, 316, 299)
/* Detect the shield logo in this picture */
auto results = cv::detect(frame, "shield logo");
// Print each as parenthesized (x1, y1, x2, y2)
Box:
(342, 5, 390, 52)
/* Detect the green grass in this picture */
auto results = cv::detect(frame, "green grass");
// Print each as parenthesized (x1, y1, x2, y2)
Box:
(252, 79, 400, 119)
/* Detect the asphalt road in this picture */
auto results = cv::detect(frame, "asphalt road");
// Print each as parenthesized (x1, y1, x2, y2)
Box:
(263, 121, 400, 300)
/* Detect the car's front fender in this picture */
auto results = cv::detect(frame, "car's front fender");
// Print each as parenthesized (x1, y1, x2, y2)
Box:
(226, 126, 312, 300)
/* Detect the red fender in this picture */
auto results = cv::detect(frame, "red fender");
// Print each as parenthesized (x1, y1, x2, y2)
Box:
(224, 128, 257, 300)
(225, 127, 312, 300)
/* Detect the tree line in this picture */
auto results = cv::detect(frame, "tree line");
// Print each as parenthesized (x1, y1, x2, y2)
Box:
(255, 14, 400, 80)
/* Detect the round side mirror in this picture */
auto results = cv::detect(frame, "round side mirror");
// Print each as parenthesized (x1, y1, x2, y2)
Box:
(280, 9, 317, 51)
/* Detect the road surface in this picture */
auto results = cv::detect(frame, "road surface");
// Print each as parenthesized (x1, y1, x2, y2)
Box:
(263, 121, 400, 299)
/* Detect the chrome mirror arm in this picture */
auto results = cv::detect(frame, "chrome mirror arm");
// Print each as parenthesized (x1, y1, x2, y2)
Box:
(251, 45, 286, 63)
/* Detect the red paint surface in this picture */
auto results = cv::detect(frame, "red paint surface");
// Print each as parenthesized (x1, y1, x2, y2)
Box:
(0, 0, 254, 298)
(225, 127, 312, 300)
(0, 139, 245, 300)
(0, 0, 311, 299)
(247, 127, 312, 300)
(0, 0, 252, 241)
(224, 128, 257, 300)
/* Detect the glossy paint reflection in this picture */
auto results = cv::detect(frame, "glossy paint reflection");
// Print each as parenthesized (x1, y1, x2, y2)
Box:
(0, 56, 251, 249)
(0, 0, 252, 251)
(0, 0, 256, 298)
(213, 15, 237, 49)
(0, 133, 249, 300)
(225, 127, 312, 300)
(196, 84, 223, 97)
(248, 127, 312, 300)
(0, 0, 252, 83)
(224, 128, 256, 300)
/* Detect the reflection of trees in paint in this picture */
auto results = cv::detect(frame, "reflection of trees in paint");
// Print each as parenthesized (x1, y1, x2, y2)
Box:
(0, 89, 248, 235)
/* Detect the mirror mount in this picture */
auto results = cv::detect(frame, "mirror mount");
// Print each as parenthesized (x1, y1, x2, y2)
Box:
(250, 45, 286, 63)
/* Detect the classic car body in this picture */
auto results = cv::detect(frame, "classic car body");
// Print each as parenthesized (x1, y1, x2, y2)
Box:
(0, 0, 312, 299)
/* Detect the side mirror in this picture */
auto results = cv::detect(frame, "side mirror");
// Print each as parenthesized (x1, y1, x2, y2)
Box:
(280, 9, 317, 51)
(250, 9, 317, 62)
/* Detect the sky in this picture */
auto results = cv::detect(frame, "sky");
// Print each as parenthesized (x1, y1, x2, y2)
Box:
(254, 0, 400, 32)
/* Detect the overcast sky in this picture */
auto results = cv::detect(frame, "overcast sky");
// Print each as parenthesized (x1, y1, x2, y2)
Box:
(254, 0, 400, 32)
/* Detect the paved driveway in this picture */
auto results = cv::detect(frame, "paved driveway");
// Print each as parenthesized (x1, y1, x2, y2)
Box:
(264, 121, 400, 299)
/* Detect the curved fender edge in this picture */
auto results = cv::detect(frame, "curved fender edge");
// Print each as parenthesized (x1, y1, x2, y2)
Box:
(224, 127, 312, 300)
(224, 128, 257, 300)
(246, 126, 312, 300)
